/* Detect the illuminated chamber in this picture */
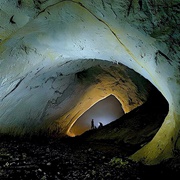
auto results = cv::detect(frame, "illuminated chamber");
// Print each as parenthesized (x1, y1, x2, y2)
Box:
(70, 95, 125, 136)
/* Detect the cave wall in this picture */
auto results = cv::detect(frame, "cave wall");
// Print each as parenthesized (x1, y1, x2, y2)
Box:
(0, 0, 179, 164)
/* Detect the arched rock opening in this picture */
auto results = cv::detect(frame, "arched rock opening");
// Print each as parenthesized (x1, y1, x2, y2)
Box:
(56, 60, 154, 137)
(78, 86, 169, 157)
(0, 0, 179, 165)
(70, 95, 125, 136)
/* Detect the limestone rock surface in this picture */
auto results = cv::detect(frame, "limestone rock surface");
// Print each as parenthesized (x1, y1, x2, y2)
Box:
(0, 0, 179, 164)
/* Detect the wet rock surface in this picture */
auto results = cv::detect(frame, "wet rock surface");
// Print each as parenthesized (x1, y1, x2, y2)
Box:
(0, 135, 180, 180)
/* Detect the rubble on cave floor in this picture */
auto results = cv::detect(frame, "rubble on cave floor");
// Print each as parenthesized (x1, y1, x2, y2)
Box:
(0, 89, 178, 179)
(0, 135, 179, 180)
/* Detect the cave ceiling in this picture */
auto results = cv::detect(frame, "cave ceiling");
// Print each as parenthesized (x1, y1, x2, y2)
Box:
(0, 0, 179, 164)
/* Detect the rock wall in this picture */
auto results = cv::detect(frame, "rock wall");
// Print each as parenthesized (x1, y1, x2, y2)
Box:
(0, 0, 179, 164)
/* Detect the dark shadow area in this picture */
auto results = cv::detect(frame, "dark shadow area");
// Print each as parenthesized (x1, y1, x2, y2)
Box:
(70, 95, 125, 136)
(1, 87, 180, 180)
(72, 86, 169, 156)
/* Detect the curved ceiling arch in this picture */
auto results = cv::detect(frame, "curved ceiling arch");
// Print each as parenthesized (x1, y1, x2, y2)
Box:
(69, 94, 125, 137)
(0, 0, 179, 165)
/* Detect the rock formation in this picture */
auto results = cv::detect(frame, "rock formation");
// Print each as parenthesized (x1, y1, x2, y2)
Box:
(0, 0, 179, 164)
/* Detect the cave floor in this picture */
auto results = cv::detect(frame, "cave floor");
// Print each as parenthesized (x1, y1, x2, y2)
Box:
(1, 90, 179, 179)
(0, 135, 180, 180)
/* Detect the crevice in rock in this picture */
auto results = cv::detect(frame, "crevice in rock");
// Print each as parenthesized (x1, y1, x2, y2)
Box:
(2, 76, 26, 101)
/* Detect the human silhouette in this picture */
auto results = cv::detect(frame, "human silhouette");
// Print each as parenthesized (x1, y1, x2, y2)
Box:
(98, 122, 103, 128)
(91, 119, 95, 130)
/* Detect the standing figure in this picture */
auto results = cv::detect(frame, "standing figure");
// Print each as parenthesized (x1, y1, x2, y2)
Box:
(91, 119, 95, 130)
(98, 122, 103, 128)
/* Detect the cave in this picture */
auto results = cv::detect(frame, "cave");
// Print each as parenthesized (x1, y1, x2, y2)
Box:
(0, 0, 180, 179)
(70, 95, 125, 136)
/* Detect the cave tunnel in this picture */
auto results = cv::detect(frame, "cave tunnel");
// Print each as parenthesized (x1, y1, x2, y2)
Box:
(70, 95, 125, 136)
(61, 59, 157, 138)
(0, 0, 179, 168)
(67, 62, 169, 151)
(58, 59, 170, 153)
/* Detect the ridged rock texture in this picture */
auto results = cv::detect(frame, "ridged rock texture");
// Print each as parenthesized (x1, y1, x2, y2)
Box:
(0, 0, 179, 165)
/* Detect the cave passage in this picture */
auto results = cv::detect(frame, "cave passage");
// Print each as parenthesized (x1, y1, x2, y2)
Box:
(70, 95, 125, 136)
(69, 86, 169, 159)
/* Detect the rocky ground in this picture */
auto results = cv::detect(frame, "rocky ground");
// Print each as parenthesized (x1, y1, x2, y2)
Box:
(0, 89, 179, 179)
(0, 134, 180, 180)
